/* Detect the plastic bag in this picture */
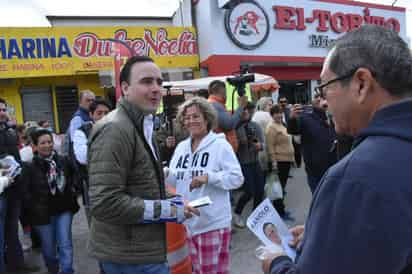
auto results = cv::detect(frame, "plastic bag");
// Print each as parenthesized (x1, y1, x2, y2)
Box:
(0, 155, 21, 178)
(265, 172, 283, 200)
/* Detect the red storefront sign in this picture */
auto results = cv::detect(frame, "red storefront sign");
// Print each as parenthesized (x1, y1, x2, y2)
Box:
(273, 6, 401, 33)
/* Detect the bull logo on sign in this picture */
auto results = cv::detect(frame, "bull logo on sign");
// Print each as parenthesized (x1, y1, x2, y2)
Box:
(233, 11, 261, 36)
(225, 1, 270, 50)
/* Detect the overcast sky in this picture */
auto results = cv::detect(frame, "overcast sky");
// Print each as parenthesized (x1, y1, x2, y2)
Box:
(0, 0, 411, 38)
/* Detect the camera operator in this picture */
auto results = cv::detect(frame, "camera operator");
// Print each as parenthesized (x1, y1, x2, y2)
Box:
(233, 102, 265, 228)
(207, 80, 248, 152)
(287, 94, 336, 193)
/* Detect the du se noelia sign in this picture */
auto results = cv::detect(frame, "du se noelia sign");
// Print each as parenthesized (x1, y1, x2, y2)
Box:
(0, 26, 199, 79)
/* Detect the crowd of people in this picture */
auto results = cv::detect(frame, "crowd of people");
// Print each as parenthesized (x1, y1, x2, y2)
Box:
(0, 24, 410, 274)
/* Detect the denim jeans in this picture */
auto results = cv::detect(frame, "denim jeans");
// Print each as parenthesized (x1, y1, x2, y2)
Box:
(34, 212, 74, 274)
(5, 196, 24, 268)
(0, 195, 7, 273)
(235, 162, 265, 215)
(100, 262, 171, 274)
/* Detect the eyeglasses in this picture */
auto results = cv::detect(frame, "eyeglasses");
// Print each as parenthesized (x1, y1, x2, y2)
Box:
(315, 68, 358, 98)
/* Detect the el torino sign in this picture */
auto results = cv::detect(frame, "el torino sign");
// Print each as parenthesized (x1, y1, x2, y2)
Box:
(0, 26, 199, 79)
(273, 6, 400, 33)
(224, 1, 403, 51)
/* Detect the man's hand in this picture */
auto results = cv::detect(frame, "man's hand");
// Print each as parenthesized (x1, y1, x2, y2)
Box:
(190, 175, 208, 191)
(290, 104, 303, 119)
(289, 225, 305, 248)
(238, 96, 248, 108)
(262, 252, 287, 274)
(254, 142, 262, 151)
(165, 136, 176, 148)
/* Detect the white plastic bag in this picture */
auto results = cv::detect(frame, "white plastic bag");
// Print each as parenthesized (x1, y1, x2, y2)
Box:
(265, 172, 283, 200)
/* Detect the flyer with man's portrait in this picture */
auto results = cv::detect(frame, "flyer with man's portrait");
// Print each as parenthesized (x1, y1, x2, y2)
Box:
(246, 199, 296, 260)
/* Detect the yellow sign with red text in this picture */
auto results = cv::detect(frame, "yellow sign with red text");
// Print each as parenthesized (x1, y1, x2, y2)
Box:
(0, 26, 199, 79)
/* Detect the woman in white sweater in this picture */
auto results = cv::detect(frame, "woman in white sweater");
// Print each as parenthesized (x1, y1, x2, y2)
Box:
(166, 97, 244, 274)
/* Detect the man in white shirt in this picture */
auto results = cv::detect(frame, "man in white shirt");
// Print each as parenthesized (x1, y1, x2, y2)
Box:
(68, 90, 95, 141)
(73, 99, 111, 166)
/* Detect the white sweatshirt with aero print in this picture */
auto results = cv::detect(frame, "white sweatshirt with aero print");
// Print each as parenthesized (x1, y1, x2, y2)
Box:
(166, 132, 244, 236)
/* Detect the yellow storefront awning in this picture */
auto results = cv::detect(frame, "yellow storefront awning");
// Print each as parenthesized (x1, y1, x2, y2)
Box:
(0, 26, 199, 79)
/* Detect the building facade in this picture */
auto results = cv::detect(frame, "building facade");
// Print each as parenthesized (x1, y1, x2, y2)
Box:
(195, 0, 407, 103)
(0, 24, 198, 132)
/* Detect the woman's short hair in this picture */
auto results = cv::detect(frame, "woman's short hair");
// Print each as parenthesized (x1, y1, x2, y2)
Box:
(256, 97, 273, 111)
(176, 97, 218, 132)
(30, 128, 53, 145)
(270, 104, 282, 116)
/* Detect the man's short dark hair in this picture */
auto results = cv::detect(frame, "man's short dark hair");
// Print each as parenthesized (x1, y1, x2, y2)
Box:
(208, 80, 226, 95)
(278, 96, 288, 103)
(263, 222, 276, 234)
(89, 99, 112, 114)
(0, 98, 7, 106)
(329, 24, 412, 98)
(120, 56, 155, 85)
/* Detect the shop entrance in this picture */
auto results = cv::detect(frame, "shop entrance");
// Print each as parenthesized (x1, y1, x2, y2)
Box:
(278, 80, 311, 104)
(21, 87, 55, 129)
(55, 86, 79, 133)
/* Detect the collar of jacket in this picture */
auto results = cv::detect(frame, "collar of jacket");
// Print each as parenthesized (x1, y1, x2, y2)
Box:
(313, 107, 327, 120)
(117, 97, 148, 131)
(208, 95, 226, 108)
(33, 151, 61, 171)
(75, 107, 93, 122)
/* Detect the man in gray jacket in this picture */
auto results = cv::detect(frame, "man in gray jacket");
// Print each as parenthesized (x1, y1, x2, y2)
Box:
(88, 56, 198, 274)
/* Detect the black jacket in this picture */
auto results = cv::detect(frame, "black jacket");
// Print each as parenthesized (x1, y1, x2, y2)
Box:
(287, 108, 336, 179)
(0, 123, 22, 197)
(22, 153, 79, 226)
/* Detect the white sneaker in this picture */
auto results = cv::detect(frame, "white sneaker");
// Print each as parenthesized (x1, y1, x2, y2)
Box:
(233, 213, 246, 228)
(21, 232, 32, 252)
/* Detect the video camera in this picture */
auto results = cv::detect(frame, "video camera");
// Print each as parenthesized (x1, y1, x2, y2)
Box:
(226, 74, 255, 96)
(226, 65, 255, 96)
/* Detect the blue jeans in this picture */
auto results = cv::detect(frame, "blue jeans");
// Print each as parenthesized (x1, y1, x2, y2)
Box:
(101, 262, 171, 274)
(34, 212, 74, 274)
(234, 162, 265, 215)
(0, 195, 7, 273)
